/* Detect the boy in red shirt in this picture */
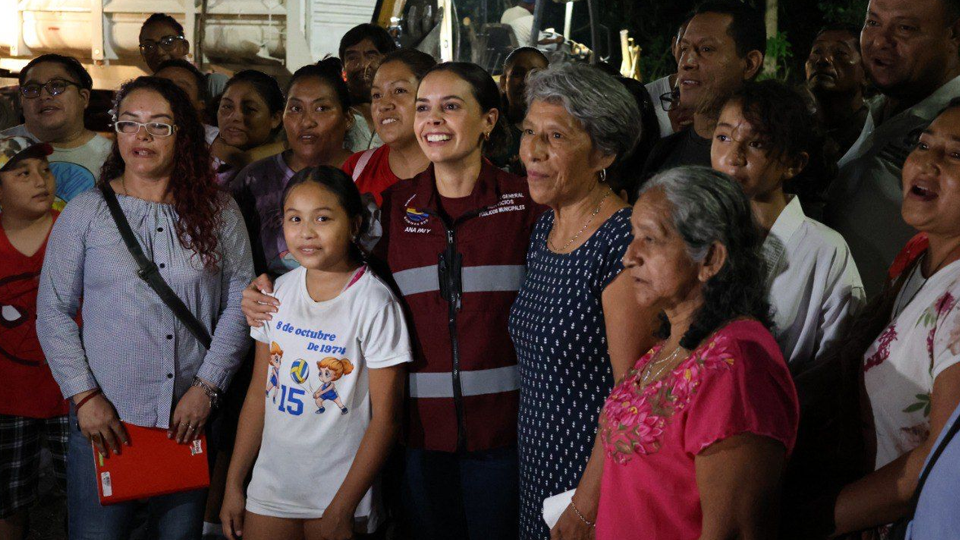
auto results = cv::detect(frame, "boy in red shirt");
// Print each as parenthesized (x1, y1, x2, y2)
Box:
(0, 136, 67, 539)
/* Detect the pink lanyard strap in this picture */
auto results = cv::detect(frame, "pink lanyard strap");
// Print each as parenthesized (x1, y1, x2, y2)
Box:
(341, 265, 367, 293)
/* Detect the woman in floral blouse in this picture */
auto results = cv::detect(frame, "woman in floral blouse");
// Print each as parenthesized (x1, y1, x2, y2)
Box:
(825, 101, 960, 536)
(594, 166, 799, 539)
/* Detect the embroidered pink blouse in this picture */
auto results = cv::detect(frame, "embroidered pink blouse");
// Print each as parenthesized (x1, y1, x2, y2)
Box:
(595, 319, 799, 540)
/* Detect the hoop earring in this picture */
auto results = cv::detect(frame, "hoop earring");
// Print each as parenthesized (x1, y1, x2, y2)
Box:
(599, 168, 607, 183)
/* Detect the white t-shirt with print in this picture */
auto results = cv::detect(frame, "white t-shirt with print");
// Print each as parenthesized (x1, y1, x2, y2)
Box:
(863, 258, 960, 469)
(1, 125, 112, 206)
(247, 266, 413, 528)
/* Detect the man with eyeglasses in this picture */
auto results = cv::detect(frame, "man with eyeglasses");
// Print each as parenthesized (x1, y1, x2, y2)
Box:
(1, 54, 112, 207)
(641, 0, 765, 177)
(139, 13, 229, 101)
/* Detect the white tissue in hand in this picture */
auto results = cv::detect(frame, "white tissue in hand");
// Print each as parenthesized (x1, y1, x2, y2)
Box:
(542, 488, 576, 528)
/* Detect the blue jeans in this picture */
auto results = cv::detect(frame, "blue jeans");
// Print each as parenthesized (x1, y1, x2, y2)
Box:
(401, 445, 519, 540)
(66, 416, 207, 540)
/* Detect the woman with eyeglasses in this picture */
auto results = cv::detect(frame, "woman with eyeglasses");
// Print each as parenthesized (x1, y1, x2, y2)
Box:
(36, 76, 254, 539)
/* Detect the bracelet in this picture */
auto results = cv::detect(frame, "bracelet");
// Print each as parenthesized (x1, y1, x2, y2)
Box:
(192, 377, 221, 409)
(569, 499, 596, 528)
(74, 389, 102, 412)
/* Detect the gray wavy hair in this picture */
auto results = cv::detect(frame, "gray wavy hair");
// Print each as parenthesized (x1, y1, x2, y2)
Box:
(639, 166, 756, 262)
(638, 166, 772, 349)
(525, 62, 641, 162)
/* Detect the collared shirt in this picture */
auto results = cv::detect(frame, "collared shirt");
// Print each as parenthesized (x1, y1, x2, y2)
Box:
(764, 196, 866, 372)
(36, 190, 254, 429)
(825, 75, 960, 296)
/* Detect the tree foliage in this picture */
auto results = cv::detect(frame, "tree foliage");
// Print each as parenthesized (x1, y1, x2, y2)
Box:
(818, 0, 869, 26)
(599, 0, 868, 82)
(453, 0, 870, 83)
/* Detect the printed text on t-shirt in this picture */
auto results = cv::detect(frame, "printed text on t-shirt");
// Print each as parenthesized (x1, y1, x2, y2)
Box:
(275, 320, 346, 355)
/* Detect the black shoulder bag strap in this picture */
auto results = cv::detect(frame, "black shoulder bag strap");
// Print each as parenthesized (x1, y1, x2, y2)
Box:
(99, 184, 212, 350)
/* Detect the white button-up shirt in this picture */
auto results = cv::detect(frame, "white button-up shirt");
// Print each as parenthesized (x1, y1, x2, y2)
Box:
(765, 196, 866, 372)
(825, 75, 960, 297)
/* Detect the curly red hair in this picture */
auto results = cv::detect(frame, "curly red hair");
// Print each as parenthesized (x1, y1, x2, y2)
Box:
(100, 76, 224, 271)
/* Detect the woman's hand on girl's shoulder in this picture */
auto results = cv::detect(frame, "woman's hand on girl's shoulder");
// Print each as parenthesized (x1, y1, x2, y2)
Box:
(242, 273, 279, 327)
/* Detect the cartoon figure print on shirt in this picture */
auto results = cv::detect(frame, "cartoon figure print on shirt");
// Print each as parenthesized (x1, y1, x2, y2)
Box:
(0, 270, 44, 366)
(266, 341, 283, 402)
(50, 162, 95, 208)
(314, 358, 354, 415)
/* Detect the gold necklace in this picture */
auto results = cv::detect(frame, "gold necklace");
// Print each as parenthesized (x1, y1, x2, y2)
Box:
(639, 345, 684, 388)
(549, 189, 612, 253)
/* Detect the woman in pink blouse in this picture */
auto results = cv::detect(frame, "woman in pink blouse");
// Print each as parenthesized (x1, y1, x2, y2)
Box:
(594, 166, 799, 540)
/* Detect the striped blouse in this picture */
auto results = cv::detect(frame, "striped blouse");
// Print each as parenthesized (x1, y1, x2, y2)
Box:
(37, 189, 254, 429)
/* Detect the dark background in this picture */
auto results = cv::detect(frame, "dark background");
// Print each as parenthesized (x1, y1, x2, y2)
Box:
(460, 0, 869, 82)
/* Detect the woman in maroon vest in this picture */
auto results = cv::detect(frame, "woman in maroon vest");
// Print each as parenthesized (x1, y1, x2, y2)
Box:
(242, 62, 543, 539)
(376, 61, 546, 539)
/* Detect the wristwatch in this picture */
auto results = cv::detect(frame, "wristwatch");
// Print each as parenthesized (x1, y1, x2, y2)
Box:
(191, 377, 221, 409)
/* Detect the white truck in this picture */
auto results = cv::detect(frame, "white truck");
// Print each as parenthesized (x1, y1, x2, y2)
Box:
(0, 0, 459, 88)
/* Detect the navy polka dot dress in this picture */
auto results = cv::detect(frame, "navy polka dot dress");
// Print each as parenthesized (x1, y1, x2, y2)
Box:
(509, 207, 633, 540)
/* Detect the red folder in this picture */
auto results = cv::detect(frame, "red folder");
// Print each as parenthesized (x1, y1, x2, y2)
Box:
(92, 422, 210, 505)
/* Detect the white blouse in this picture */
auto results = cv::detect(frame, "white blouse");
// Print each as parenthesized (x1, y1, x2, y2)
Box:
(763, 196, 866, 372)
(863, 259, 960, 468)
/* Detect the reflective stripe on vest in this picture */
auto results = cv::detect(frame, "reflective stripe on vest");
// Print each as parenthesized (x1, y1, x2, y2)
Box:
(409, 365, 519, 398)
(393, 264, 526, 297)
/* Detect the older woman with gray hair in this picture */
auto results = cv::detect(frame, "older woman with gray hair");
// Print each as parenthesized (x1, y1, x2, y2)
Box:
(508, 62, 659, 540)
(594, 166, 799, 539)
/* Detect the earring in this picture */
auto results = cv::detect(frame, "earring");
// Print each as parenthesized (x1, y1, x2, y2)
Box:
(599, 168, 607, 183)
(483, 132, 491, 142)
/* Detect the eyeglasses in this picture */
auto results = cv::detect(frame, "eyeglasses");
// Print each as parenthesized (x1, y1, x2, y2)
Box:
(20, 79, 81, 99)
(114, 120, 177, 137)
(139, 35, 185, 54)
(659, 89, 681, 112)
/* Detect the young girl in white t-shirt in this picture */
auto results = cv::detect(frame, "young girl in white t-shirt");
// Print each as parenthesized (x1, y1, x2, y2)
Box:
(221, 166, 412, 540)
